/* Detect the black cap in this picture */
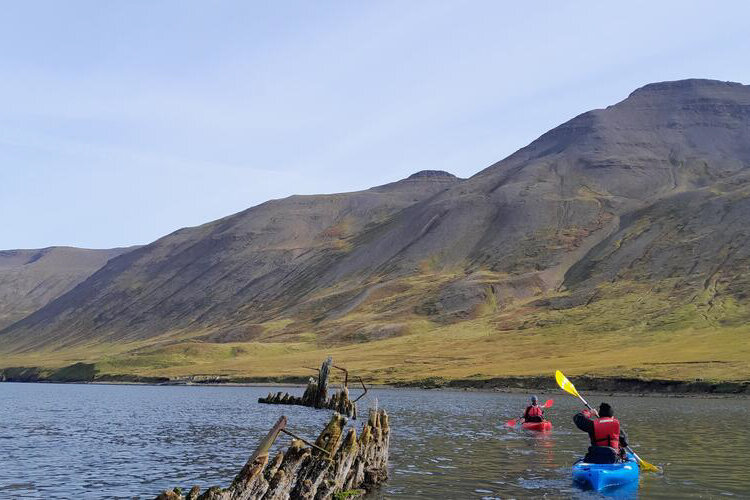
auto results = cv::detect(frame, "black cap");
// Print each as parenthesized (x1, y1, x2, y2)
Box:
(599, 403, 613, 417)
(531, 395, 538, 404)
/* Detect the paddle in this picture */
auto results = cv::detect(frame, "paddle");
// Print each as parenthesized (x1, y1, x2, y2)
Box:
(505, 399, 554, 427)
(555, 370, 662, 473)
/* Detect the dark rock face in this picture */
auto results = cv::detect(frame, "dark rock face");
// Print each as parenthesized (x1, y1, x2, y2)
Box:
(1, 79, 750, 352)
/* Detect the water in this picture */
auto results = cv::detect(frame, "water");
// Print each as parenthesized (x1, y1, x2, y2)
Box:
(1, 383, 748, 499)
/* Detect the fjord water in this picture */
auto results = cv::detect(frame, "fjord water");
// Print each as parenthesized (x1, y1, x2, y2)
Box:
(1, 383, 748, 499)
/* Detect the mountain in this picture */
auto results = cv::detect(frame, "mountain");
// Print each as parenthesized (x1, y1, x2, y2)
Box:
(0, 246, 133, 330)
(1, 79, 749, 383)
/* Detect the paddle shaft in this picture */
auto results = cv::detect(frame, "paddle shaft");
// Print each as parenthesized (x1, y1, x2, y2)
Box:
(575, 394, 593, 412)
(625, 446, 647, 467)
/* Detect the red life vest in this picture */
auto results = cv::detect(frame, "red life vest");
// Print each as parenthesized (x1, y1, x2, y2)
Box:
(526, 405, 543, 418)
(591, 417, 621, 449)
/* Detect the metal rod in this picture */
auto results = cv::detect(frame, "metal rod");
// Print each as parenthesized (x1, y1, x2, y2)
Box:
(279, 428, 331, 456)
(352, 376, 369, 403)
(332, 364, 349, 387)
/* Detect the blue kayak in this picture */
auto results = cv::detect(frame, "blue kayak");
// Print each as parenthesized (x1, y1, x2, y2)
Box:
(572, 452, 639, 492)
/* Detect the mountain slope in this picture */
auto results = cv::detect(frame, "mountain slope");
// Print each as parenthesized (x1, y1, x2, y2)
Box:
(0, 171, 462, 351)
(0, 247, 133, 329)
(1, 79, 749, 383)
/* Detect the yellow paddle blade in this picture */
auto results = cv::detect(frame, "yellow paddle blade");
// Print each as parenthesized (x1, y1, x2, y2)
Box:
(555, 370, 581, 398)
(636, 456, 662, 473)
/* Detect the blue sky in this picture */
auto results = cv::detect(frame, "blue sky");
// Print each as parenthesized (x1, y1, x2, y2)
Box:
(2, 1, 749, 249)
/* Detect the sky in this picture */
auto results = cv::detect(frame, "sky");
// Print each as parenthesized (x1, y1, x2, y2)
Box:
(2, 1, 749, 249)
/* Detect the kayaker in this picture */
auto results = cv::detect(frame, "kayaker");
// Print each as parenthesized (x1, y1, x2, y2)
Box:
(573, 402, 629, 464)
(520, 395, 545, 423)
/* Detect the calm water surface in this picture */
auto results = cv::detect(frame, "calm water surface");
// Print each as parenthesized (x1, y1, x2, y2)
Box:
(1, 383, 748, 498)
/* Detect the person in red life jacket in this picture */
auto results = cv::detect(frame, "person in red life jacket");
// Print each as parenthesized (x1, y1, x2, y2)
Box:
(573, 402, 629, 464)
(520, 395, 545, 423)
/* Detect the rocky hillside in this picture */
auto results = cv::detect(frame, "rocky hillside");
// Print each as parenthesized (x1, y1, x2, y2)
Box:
(0, 247, 133, 329)
(1, 79, 749, 382)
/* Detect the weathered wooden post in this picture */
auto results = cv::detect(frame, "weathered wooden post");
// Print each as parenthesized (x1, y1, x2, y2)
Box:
(314, 357, 332, 408)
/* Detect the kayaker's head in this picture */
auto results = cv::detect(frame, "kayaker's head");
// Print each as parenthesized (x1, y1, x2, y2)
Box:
(598, 402, 613, 417)
(531, 395, 538, 405)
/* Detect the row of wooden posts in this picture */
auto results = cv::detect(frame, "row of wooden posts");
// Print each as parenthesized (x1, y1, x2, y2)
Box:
(155, 408, 390, 500)
(154, 357, 388, 499)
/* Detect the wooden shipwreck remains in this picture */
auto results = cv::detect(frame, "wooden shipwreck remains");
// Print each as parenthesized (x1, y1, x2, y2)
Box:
(258, 357, 367, 419)
(154, 407, 390, 500)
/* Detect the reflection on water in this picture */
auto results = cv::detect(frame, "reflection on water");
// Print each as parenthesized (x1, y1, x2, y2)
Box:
(1, 383, 748, 498)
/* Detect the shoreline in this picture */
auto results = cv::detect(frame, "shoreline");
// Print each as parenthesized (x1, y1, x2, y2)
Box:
(2, 364, 748, 397)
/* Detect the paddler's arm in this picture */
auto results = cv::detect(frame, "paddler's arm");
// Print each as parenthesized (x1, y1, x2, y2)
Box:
(619, 429, 629, 448)
(573, 409, 595, 434)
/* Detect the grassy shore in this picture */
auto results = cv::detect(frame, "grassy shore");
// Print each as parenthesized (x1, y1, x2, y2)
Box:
(3, 318, 748, 392)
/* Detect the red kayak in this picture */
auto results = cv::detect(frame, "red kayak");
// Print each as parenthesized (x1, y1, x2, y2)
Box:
(521, 421, 552, 432)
